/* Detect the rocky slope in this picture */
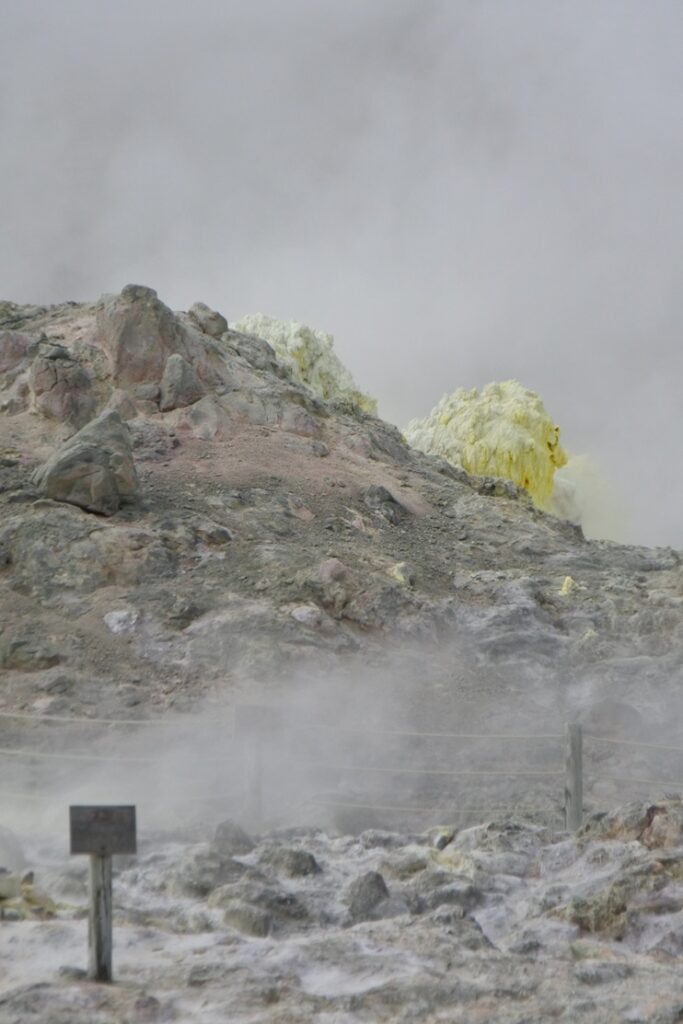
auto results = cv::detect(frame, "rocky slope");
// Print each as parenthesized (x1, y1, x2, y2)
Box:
(3, 286, 683, 1021)
(1, 285, 682, 721)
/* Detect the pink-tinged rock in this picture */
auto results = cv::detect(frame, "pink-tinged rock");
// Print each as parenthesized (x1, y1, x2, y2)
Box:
(96, 284, 187, 386)
(0, 331, 36, 373)
(314, 558, 356, 614)
(28, 344, 96, 428)
(318, 558, 350, 585)
(159, 354, 205, 412)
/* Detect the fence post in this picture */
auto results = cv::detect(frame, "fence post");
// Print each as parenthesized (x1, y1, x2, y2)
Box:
(564, 722, 583, 831)
(234, 705, 283, 826)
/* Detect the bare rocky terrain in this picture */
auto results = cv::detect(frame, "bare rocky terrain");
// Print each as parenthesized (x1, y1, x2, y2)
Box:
(2, 285, 683, 1021)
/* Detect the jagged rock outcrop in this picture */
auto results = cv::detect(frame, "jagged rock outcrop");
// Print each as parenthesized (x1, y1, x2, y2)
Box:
(31, 409, 138, 515)
(0, 330, 36, 374)
(27, 341, 96, 427)
(96, 284, 188, 386)
(159, 353, 204, 411)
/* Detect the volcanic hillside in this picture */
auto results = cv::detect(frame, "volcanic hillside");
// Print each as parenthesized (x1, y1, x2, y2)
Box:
(1, 284, 682, 735)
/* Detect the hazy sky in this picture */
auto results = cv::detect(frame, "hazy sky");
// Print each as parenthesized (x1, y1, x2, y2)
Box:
(2, 1, 682, 545)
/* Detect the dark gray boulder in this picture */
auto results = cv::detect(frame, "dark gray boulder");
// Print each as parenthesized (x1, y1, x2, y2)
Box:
(31, 410, 139, 516)
(346, 870, 390, 921)
(188, 302, 228, 339)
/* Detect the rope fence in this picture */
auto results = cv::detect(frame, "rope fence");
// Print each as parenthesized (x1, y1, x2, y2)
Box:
(0, 745, 237, 765)
(1, 703, 683, 831)
(307, 799, 551, 815)
(0, 710, 183, 727)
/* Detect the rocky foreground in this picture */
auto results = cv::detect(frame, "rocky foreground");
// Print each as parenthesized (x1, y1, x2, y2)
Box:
(3, 286, 683, 1020)
(4, 800, 683, 1022)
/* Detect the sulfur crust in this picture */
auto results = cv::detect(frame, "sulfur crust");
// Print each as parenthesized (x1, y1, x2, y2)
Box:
(232, 313, 377, 416)
(404, 380, 567, 509)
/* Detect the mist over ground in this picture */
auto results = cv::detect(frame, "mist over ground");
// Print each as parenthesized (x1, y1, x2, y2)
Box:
(2, 0, 682, 545)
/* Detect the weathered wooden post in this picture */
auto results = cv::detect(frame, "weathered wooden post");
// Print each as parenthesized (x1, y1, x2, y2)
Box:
(234, 705, 283, 826)
(70, 805, 137, 982)
(564, 723, 583, 831)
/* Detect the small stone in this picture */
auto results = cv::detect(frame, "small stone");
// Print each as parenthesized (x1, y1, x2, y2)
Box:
(0, 637, 60, 672)
(57, 965, 88, 981)
(188, 302, 228, 339)
(574, 961, 634, 985)
(290, 605, 324, 628)
(132, 994, 162, 1020)
(169, 846, 246, 898)
(433, 829, 455, 851)
(135, 383, 161, 401)
(187, 963, 226, 987)
(362, 485, 407, 524)
(260, 848, 321, 878)
(104, 609, 139, 635)
(346, 871, 390, 921)
(386, 561, 415, 586)
(192, 520, 233, 546)
(223, 899, 271, 937)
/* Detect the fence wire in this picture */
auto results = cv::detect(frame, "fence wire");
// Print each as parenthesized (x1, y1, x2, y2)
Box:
(3, 705, 683, 825)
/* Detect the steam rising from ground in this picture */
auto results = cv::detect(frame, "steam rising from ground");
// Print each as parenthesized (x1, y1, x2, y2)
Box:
(4, 638, 678, 843)
(552, 454, 633, 543)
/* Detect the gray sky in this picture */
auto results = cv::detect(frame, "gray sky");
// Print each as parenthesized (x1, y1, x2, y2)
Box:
(2, 0, 682, 545)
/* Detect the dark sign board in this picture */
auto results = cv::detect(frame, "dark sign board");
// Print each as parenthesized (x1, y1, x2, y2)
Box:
(70, 805, 137, 856)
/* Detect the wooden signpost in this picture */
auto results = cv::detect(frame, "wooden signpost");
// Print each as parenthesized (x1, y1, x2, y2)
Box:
(69, 805, 137, 982)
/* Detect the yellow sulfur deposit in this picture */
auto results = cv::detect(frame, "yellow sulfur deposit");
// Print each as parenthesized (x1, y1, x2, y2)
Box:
(386, 562, 414, 586)
(404, 380, 567, 509)
(231, 313, 377, 415)
(559, 575, 577, 597)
